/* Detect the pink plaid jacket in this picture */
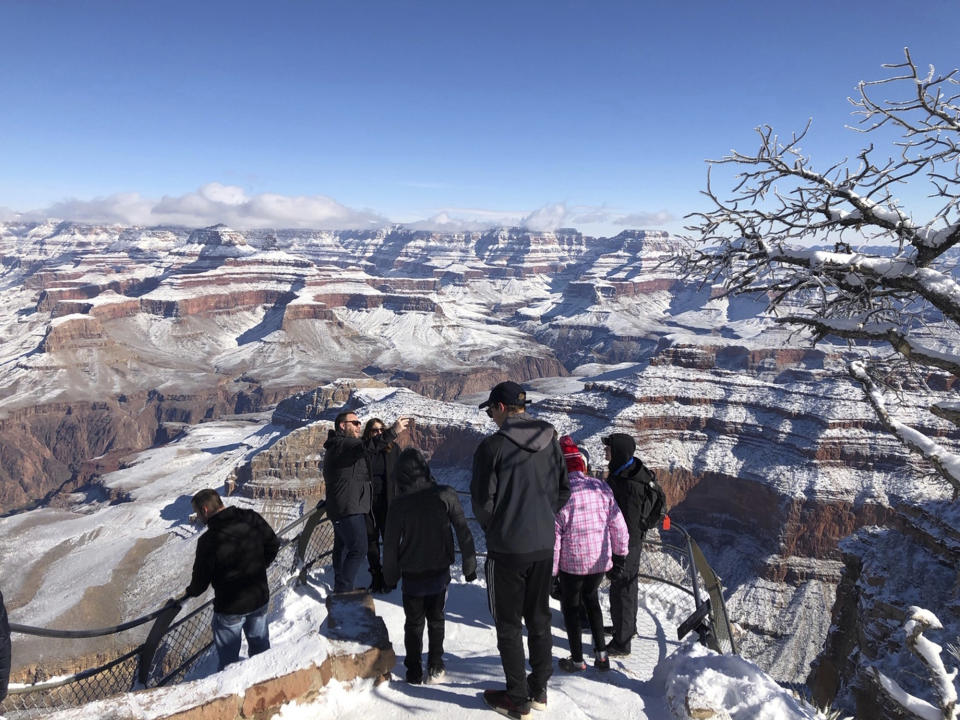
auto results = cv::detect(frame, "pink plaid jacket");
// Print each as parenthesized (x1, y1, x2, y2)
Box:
(553, 471, 629, 576)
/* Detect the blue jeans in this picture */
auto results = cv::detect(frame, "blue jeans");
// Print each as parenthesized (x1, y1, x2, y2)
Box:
(332, 514, 368, 592)
(212, 603, 270, 671)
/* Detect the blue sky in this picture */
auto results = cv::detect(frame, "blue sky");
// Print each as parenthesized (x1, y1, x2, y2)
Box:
(1, 0, 958, 236)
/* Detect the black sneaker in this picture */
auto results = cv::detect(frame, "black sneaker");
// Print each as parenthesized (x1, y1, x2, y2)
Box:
(427, 664, 446, 684)
(594, 651, 610, 671)
(528, 684, 547, 711)
(406, 668, 423, 684)
(558, 657, 587, 673)
(606, 641, 631, 657)
(482, 689, 531, 718)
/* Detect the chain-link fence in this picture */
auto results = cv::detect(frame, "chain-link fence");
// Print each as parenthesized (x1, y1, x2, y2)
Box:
(638, 526, 737, 655)
(2, 503, 334, 718)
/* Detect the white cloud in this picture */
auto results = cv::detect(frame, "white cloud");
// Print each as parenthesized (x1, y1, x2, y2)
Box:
(403, 207, 528, 232)
(18, 183, 387, 230)
(518, 203, 676, 233)
(385, 203, 676, 235)
(8, 186, 674, 236)
(615, 210, 675, 226)
(150, 183, 387, 229)
(0, 206, 23, 222)
(521, 203, 570, 231)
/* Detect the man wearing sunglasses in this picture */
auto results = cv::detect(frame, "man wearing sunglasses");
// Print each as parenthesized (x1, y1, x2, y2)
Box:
(324, 411, 410, 593)
(471, 381, 570, 718)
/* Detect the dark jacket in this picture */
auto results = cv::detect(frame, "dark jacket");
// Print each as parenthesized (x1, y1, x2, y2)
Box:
(322, 426, 397, 521)
(383, 449, 476, 587)
(0, 590, 10, 701)
(608, 456, 660, 545)
(185, 506, 280, 614)
(369, 443, 400, 507)
(471, 412, 570, 561)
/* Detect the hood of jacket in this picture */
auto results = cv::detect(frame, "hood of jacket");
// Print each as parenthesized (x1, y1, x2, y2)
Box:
(498, 412, 555, 453)
(395, 448, 435, 495)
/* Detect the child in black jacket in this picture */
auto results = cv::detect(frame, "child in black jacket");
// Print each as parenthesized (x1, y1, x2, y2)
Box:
(383, 448, 477, 684)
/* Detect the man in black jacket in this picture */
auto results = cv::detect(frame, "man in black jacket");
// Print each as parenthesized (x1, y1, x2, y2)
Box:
(602, 433, 662, 656)
(184, 489, 280, 671)
(0, 589, 10, 702)
(383, 448, 476, 685)
(471, 381, 570, 718)
(323, 411, 409, 593)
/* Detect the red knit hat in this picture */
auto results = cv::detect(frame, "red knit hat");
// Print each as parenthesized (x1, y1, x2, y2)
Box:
(559, 435, 586, 473)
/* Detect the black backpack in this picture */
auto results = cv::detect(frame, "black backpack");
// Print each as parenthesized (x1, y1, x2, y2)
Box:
(634, 462, 667, 532)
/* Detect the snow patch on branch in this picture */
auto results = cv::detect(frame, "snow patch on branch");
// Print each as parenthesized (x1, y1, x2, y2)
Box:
(916, 268, 960, 306)
(849, 361, 960, 492)
(916, 221, 960, 248)
(874, 670, 943, 720)
(876, 607, 959, 720)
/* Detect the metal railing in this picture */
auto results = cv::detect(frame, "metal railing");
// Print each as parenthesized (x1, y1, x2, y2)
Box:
(636, 521, 737, 655)
(3, 503, 735, 717)
(2, 502, 335, 718)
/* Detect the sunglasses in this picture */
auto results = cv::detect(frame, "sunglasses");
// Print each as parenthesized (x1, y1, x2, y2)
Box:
(346, 419, 362, 427)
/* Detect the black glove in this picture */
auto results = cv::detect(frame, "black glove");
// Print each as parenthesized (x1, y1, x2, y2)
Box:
(465, 571, 477, 582)
(550, 576, 562, 601)
(606, 555, 626, 582)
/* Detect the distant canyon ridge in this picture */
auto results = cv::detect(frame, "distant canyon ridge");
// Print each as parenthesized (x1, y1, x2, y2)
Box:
(0, 222, 672, 511)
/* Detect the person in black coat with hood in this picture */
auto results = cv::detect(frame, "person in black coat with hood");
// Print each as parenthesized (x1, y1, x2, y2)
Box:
(0, 589, 10, 702)
(184, 489, 280, 671)
(383, 448, 476, 685)
(602, 432, 664, 657)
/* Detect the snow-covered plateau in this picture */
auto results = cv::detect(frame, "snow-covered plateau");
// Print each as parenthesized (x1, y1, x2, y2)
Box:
(0, 221, 958, 719)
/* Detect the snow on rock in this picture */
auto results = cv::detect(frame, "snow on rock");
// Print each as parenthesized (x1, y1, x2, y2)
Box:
(660, 639, 824, 719)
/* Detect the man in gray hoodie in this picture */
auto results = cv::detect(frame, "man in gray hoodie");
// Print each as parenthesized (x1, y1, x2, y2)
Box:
(471, 381, 570, 719)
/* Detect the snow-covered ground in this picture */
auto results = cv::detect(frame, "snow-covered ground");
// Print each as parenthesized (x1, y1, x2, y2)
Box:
(90, 562, 824, 720)
(272, 566, 675, 720)
(198, 556, 830, 720)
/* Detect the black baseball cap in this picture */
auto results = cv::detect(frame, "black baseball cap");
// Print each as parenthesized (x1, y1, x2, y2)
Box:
(479, 381, 527, 409)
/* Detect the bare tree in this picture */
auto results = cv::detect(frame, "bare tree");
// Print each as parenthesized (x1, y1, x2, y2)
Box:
(678, 48, 960, 497)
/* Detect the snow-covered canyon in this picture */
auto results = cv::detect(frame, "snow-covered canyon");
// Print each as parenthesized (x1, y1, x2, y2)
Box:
(1, 221, 957, 718)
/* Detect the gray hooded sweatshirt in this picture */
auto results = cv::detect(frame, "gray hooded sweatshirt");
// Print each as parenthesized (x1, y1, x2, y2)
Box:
(471, 412, 570, 561)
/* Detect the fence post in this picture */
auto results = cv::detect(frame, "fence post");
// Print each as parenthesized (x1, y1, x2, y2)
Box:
(688, 537, 738, 655)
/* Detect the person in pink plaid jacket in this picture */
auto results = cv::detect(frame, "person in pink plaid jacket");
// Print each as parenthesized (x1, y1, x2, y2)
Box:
(553, 436, 629, 673)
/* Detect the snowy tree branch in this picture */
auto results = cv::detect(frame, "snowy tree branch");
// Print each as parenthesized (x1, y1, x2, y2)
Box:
(778, 317, 960, 378)
(873, 606, 959, 720)
(677, 49, 960, 497)
(849, 362, 960, 498)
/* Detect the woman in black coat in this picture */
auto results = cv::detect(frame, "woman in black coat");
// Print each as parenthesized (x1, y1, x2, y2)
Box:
(364, 417, 399, 592)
